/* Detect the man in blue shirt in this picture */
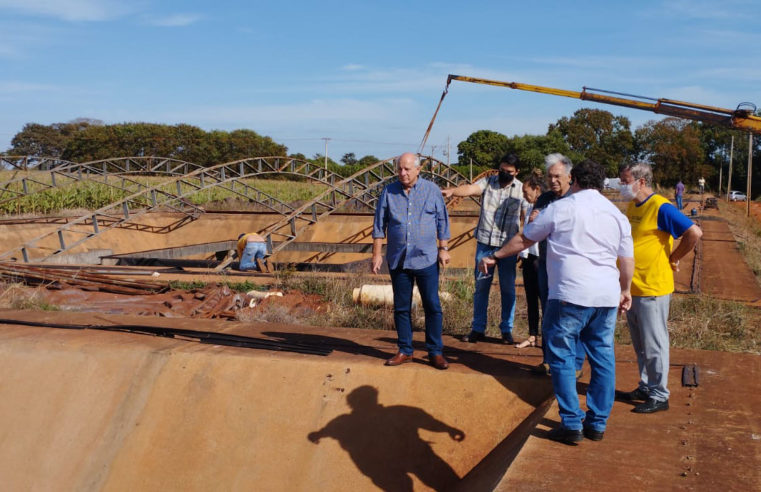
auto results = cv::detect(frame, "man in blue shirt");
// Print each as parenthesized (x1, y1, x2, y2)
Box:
(372, 152, 451, 370)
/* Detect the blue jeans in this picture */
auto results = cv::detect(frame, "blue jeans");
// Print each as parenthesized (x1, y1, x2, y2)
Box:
(471, 242, 516, 334)
(538, 260, 585, 371)
(389, 262, 444, 356)
(239, 242, 267, 271)
(676, 195, 683, 210)
(544, 300, 617, 431)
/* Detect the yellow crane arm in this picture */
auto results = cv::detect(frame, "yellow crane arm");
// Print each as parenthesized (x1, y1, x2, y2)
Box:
(447, 74, 761, 135)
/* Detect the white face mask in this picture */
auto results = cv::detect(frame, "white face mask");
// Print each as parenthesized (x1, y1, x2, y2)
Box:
(619, 182, 637, 201)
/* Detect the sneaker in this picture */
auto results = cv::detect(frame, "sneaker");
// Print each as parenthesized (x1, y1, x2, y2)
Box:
(547, 426, 583, 445)
(462, 331, 485, 343)
(632, 398, 669, 414)
(501, 332, 515, 344)
(616, 387, 649, 402)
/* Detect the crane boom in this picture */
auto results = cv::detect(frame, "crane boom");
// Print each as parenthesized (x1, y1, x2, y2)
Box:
(447, 74, 761, 135)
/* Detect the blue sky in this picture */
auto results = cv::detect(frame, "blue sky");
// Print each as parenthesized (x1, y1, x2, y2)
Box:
(1, 0, 759, 163)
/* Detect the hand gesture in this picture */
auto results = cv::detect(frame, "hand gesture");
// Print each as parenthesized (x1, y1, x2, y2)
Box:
(449, 428, 465, 441)
(479, 255, 496, 274)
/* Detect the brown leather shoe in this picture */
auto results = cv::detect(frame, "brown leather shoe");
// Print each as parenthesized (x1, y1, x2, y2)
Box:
(430, 354, 449, 370)
(385, 352, 413, 366)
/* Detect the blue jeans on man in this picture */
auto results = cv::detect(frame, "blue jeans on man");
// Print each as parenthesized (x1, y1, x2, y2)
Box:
(471, 242, 516, 336)
(239, 242, 267, 271)
(389, 262, 444, 356)
(544, 300, 617, 432)
(676, 195, 683, 210)
(538, 260, 585, 372)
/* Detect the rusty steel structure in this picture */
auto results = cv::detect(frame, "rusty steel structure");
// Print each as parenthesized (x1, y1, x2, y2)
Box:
(0, 155, 475, 264)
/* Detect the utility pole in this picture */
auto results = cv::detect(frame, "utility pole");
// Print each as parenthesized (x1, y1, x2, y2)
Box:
(727, 135, 734, 201)
(718, 152, 723, 197)
(447, 136, 450, 166)
(322, 137, 331, 170)
(469, 158, 473, 182)
(747, 132, 753, 217)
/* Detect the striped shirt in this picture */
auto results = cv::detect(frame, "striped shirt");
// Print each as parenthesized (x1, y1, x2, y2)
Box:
(474, 175, 525, 247)
(372, 178, 450, 270)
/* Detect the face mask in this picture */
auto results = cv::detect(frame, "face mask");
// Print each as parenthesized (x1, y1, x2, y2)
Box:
(499, 171, 514, 182)
(619, 182, 636, 200)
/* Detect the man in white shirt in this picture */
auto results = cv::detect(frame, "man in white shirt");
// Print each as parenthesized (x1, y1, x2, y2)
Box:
(480, 159, 634, 444)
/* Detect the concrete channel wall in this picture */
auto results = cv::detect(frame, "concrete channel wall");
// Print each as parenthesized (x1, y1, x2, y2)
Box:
(0, 212, 479, 269)
(0, 313, 551, 491)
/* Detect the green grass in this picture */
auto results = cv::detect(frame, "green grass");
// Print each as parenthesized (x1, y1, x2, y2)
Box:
(0, 171, 326, 215)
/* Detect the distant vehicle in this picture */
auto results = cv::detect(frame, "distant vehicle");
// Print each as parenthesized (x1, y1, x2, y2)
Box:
(729, 190, 747, 201)
(604, 177, 620, 190)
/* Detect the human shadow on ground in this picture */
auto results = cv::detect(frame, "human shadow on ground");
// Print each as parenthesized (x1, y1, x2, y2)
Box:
(307, 385, 465, 491)
(377, 336, 554, 407)
(260, 330, 552, 406)
(261, 331, 391, 361)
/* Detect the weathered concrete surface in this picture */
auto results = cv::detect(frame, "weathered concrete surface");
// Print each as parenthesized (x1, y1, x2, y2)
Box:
(0, 212, 479, 269)
(0, 310, 551, 491)
(495, 346, 761, 491)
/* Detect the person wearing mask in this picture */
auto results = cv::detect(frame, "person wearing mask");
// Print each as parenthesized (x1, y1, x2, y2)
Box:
(442, 154, 525, 344)
(618, 163, 702, 413)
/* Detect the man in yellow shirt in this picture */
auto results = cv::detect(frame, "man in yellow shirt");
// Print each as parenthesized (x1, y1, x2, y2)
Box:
(618, 163, 702, 413)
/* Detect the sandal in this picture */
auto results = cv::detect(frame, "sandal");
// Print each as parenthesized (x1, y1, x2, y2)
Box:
(516, 336, 536, 349)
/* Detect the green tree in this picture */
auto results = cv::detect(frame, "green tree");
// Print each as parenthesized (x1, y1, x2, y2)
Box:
(9, 120, 98, 158)
(456, 130, 510, 168)
(634, 118, 705, 186)
(549, 108, 634, 176)
(505, 129, 575, 175)
(341, 152, 357, 165)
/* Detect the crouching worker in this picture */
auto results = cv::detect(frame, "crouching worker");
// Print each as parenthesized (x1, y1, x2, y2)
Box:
(237, 232, 267, 271)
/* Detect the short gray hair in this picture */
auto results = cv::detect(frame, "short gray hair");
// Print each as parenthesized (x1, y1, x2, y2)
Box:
(544, 153, 572, 175)
(394, 153, 421, 168)
(620, 162, 653, 186)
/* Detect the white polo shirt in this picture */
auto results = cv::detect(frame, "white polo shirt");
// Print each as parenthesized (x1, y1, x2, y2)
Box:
(523, 189, 633, 307)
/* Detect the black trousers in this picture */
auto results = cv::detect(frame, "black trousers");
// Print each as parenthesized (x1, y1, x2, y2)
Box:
(521, 254, 541, 337)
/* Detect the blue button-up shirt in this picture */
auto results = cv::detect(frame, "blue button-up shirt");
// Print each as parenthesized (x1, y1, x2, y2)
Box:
(372, 177, 450, 270)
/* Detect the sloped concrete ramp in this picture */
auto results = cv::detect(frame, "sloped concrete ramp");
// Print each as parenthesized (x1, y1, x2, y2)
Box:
(0, 311, 551, 491)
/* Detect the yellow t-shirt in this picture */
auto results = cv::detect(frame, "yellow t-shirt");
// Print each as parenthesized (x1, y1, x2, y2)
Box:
(626, 194, 674, 297)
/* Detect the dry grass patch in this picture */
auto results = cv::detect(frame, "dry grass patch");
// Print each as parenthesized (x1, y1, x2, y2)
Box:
(0, 282, 59, 311)
(719, 201, 761, 282)
(615, 294, 760, 354)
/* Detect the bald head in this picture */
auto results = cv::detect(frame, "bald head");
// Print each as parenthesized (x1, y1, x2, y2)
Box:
(395, 152, 421, 190)
(396, 152, 420, 169)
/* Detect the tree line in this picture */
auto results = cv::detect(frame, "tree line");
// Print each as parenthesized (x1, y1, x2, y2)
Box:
(2, 120, 382, 178)
(3, 111, 759, 196)
(455, 108, 760, 195)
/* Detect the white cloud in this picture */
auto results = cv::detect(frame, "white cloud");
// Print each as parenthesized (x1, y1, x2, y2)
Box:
(144, 13, 203, 27)
(0, 0, 132, 21)
(341, 64, 365, 71)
